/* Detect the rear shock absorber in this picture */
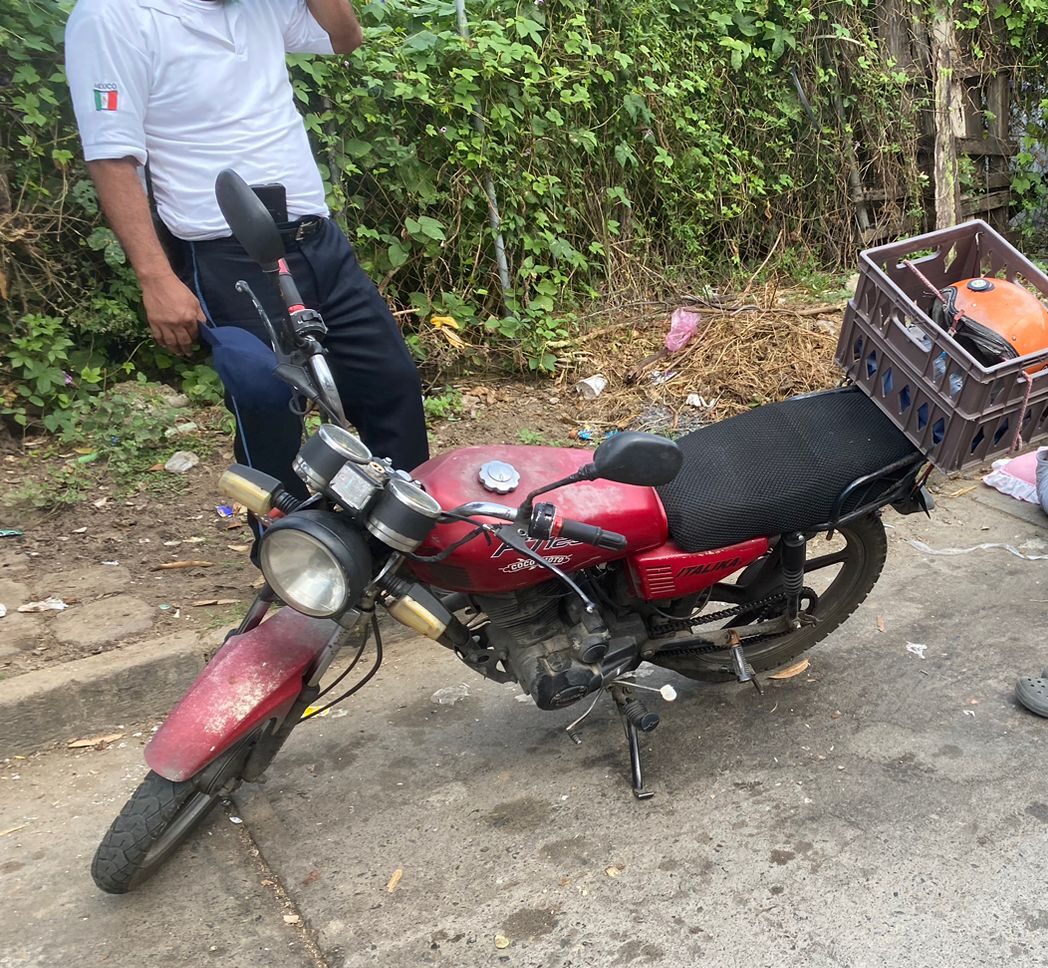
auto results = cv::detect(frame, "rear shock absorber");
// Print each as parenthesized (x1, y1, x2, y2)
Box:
(781, 532, 807, 626)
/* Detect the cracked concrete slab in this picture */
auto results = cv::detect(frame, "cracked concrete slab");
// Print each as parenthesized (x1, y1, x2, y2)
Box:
(0, 741, 316, 968)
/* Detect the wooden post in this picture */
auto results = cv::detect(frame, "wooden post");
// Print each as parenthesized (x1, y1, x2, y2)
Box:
(930, 5, 962, 228)
(984, 73, 1011, 232)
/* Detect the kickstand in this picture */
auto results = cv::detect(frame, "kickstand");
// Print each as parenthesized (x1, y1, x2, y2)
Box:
(611, 685, 658, 800)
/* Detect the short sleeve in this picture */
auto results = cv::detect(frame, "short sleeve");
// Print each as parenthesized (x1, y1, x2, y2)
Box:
(64, 4, 150, 165)
(281, 0, 335, 55)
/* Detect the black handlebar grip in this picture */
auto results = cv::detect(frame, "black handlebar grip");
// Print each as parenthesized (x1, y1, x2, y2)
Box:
(278, 270, 305, 310)
(558, 518, 628, 552)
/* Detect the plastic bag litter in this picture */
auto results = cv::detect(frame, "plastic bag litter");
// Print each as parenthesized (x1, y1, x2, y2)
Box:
(17, 596, 68, 612)
(164, 451, 200, 474)
(665, 308, 701, 353)
(907, 539, 1048, 561)
(431, 683, 470, 705)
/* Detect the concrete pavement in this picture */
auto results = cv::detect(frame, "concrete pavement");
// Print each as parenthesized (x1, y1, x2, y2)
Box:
(2, 488, 1047, 967)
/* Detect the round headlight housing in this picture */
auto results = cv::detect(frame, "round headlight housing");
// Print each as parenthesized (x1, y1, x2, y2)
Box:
(259, 511, 372, 618)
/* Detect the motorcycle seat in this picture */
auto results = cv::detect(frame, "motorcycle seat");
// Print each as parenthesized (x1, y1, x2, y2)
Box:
(656, 387, 920, 552)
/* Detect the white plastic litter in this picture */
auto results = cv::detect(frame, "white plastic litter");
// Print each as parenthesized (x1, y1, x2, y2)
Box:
(17, 596, 68, 613)
(164, 451, 200, 474)
(906, 642, 927, 659)
(575, 375, 608, 399)
(0, 604, 6, 619)
(907, 539, 1048, 561)
(431, 683, 470, 705)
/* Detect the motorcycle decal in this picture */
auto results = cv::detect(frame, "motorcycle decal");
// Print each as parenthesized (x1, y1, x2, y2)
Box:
(490, 536, 581, 560)
(500, 554, 574, 574)
(676, 556, 742, 578)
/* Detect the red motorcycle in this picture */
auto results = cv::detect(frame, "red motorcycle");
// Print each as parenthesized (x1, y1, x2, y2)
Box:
(91, 172, 932, 893)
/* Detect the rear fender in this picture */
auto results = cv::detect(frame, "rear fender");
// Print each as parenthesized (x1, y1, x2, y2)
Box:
(145, 608, 337, 782)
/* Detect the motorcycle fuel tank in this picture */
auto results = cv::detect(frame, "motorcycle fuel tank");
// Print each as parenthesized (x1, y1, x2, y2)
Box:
(410, 445, 668, 593)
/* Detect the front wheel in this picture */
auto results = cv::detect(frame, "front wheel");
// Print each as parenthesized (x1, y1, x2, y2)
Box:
(651, 515, 887, 682)
(91, 771, 222, 894)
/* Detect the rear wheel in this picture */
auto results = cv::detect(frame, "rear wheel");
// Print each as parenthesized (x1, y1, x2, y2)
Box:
(650, 515, 887, 682)
(91, 771, 223, 894)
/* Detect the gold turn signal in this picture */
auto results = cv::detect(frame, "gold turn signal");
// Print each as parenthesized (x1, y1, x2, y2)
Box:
(218, 464, 283, 516)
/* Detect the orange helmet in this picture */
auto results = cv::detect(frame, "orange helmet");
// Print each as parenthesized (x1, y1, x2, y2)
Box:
(934, 278, 1048, 374)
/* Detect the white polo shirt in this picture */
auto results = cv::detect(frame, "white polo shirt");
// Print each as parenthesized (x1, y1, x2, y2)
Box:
(65, 0, 333, 240)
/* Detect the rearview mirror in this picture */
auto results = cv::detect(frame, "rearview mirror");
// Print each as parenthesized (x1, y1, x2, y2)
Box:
(592, 432, 682, 487)
(215, 169, 285, 267)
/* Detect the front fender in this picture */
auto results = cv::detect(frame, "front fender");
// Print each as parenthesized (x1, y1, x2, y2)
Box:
(145, 608, 337, 782)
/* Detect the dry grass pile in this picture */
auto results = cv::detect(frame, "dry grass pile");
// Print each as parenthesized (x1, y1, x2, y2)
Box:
(557, 292, 846, 434)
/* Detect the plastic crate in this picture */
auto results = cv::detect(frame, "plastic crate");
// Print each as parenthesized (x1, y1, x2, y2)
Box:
(835, 219, 1048, 472)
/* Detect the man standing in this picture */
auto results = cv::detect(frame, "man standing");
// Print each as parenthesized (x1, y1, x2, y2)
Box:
(64, 0, 429, 495)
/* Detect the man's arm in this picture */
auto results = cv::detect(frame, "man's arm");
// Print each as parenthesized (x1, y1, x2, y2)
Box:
(88, 158, 203, 356)
(305, 0, 362, 53)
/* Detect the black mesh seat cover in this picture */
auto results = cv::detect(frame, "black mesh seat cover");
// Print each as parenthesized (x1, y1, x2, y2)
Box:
(656, 388, 919, 552)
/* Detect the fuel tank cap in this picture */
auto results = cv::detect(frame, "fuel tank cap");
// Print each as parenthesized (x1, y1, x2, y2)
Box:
(478, 460, 520, 495)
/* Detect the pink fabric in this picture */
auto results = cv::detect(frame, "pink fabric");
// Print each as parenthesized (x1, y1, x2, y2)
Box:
(982, 449, 1042, 504)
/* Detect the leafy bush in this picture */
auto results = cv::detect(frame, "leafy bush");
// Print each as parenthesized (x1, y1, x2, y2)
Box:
(1, 0, 1047, 434)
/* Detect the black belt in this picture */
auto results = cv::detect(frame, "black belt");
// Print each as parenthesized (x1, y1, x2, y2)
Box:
(277, 216, 325, 243)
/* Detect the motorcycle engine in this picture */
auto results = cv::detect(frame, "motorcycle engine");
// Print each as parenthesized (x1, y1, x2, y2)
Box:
(474, 582, 598, 709)
(472, 581, 645, 710)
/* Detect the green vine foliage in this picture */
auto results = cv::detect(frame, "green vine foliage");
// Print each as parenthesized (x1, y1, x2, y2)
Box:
(1, 0, 1047, 420)
(296, 0, 1048, 367)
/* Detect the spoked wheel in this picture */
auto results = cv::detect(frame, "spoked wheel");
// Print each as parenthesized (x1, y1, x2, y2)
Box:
(651, 515, 887, 682)
(91, 771, 225, 894)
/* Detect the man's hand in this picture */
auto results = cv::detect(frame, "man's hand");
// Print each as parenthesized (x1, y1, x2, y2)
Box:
(86, 158, 206, 355)
(141, 273, 204, 356)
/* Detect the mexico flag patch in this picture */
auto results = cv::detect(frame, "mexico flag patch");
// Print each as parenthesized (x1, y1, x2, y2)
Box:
(93, 84, 119, 111)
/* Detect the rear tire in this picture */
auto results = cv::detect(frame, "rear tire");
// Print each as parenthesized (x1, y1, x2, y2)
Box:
(91, 771, 221, 894)
(651, 516, 887, 682)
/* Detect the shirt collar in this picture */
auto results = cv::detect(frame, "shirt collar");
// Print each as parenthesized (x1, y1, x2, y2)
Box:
(136, 0, 238, 48)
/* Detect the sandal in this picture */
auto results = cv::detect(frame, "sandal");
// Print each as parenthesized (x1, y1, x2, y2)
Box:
(1016, 668, 1048, 718)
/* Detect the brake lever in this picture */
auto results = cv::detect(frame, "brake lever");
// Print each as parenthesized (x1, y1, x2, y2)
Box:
(304, 344, 348, 428)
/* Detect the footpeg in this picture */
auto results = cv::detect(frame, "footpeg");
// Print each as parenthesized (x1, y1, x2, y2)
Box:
(621, 696, 660, 732)
(728, 637, 763, 695)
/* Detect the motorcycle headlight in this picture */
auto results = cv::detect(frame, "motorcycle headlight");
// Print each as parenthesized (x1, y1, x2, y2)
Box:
(259, 511, 372, 618)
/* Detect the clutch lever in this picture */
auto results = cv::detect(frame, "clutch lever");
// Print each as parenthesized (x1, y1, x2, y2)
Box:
(494, 523, 602, 622)
(235, 280, 284, 351)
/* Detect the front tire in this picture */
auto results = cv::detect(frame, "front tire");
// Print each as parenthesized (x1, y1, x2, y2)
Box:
(91, 771, 221, 894)
(652, 515, 887, 682)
